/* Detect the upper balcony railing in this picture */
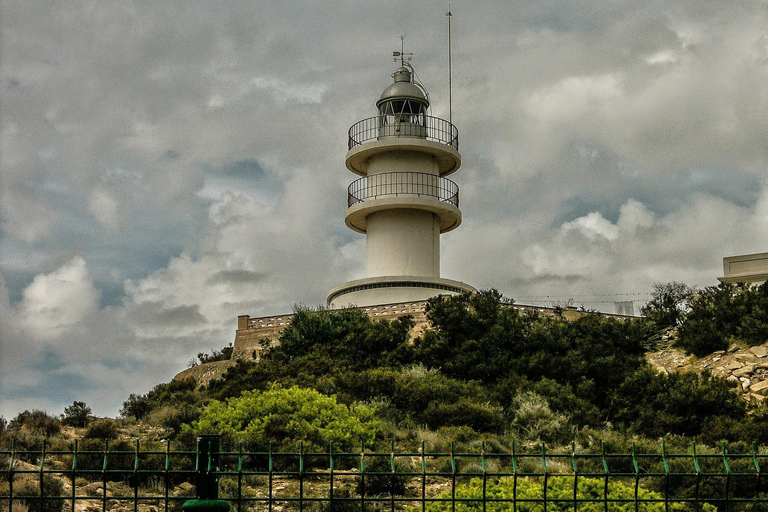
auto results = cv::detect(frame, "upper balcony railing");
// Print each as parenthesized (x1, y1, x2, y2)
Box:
(348, 172, 459, 208)
(348, 115, 459, 151)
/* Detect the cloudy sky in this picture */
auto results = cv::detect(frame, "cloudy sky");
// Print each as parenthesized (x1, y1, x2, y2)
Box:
(2, 0, 767, 420)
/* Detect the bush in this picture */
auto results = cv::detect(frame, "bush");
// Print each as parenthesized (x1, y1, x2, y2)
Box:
(509, 392, 572, 444)
(358, 453, 412, 496)
(14, 475, 64, 512)
(120, 378, 204, 422)
(83, 420, 118, 440)
(9, 410, 60, 438)
(677, 282, 768, 356)
(610, 368, 746, 438)
(186, 386, 379, 450)
(426, 475, 715, 512)
(190, 343, 234, 367)
(61, 401, 91, 428)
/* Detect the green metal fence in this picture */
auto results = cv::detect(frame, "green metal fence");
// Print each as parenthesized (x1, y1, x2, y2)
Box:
(2, 437, 767, 512)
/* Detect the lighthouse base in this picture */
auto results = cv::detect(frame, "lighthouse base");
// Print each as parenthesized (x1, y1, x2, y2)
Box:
(327, 275, 476, 308)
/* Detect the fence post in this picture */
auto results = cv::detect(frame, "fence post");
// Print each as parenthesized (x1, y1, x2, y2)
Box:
(182, 434, 230, 512)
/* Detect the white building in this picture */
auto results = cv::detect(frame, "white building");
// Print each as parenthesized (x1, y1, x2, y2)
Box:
(718, 252, 768, 284)
(327, 62, 475, 307)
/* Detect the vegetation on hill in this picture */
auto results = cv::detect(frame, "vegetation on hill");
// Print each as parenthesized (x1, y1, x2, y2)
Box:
(2, 283, 767, 510)
(2, 283, 766, 455)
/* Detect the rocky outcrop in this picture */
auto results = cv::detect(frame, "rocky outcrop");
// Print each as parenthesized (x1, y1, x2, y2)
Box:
(172, 359, 236, 387)
(646, 341, 768, 401)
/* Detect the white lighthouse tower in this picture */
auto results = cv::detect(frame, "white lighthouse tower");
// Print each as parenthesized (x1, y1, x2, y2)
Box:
(327, 58, 476, 307)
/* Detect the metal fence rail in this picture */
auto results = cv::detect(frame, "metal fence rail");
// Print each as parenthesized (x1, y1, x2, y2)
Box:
(2, 438, 767, 512)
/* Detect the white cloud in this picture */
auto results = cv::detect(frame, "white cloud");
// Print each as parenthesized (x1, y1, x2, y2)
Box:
(88, 189, 120, 230)
(561, 211, 621, 241)
(617, 199, 655, 234)
(526, 74, 624, 128)
(19, 257, 100, 340)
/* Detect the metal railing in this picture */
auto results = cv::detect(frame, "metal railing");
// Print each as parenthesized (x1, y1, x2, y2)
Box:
(3, 438, 768, 512)
(348, 115, 459, 151)
(348, 172, 459, 208)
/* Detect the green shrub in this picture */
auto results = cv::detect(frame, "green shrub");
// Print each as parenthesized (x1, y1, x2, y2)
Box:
(510, 392, 572, 444)
(84, 420, 118, 440)
(426, 475, 715, 512)
(148, 405, 201, 437)
(358, 453, 413, 496)
(677, 282, 768, 356)
(186, 386, 379, 450)
(610, 368, 746, 438)
(13, 475, 64, 512)
(9, 410, 61, 438)
(61, 401, 91, 428)
(190, 343, 234, 367)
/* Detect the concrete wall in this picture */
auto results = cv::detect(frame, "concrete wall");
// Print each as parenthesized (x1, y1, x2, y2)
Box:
(366, 209, 440, 277)
(719, 252, 768, 284)
(366, 150, 439, 176)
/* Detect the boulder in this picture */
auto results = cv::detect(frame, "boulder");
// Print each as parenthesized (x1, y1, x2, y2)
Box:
(735, 352, 759, 363)
(733, 365, 755, 378)
(750, 346, 768, 358)
(749, 379, 768, 396)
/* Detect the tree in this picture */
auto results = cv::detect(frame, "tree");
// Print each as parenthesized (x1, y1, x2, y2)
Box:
(120, 393, 152, 420)
(676, 282, 768, 356)
(641, 282, 697, 329)
(62, 401, 91, 427)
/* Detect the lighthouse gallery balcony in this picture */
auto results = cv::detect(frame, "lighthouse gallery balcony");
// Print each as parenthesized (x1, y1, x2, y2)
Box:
(348, 115, 459, 150)
(345, 115, 462, 177)
(345, 171, 462, 234)
(348, 172, 458, 208)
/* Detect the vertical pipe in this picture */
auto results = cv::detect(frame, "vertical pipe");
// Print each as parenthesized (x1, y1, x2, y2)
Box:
(446, 5, 452, 125)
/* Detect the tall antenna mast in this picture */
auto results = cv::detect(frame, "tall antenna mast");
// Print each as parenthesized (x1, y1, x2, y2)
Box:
(446, 4, 453, 125)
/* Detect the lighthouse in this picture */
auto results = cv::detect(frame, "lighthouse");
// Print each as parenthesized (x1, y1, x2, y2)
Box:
(327, 58, 476, 307)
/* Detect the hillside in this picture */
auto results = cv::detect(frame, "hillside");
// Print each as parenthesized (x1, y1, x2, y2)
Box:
(3, 283, 768, 511)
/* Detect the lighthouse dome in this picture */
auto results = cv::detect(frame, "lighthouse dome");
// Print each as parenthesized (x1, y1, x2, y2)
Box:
(376, 66, 429, 109)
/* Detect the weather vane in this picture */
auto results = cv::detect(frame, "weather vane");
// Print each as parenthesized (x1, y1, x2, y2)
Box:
(392, 35, 413, 66)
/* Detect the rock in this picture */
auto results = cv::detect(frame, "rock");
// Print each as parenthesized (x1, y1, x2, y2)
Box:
(713, 357, 721, 362)
(727, 375, 740, 384)
(749, 380, 768, 396)
(727, 360, 743, 370)
(713, 350, 727, 355)
(733, 366, 755, 378)
(750, 346, 768, 357)
(750, 394, 766, 402)
(174, 482, 195, 497)
(735, 352, 759, 363)
(739, 377, 751, 390)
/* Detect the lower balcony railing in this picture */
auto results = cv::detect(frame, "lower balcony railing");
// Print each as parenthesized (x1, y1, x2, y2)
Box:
(347, 172, 459, 208)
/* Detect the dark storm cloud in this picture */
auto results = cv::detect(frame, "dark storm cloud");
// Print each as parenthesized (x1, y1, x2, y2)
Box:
(207, 269, 265, 285)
